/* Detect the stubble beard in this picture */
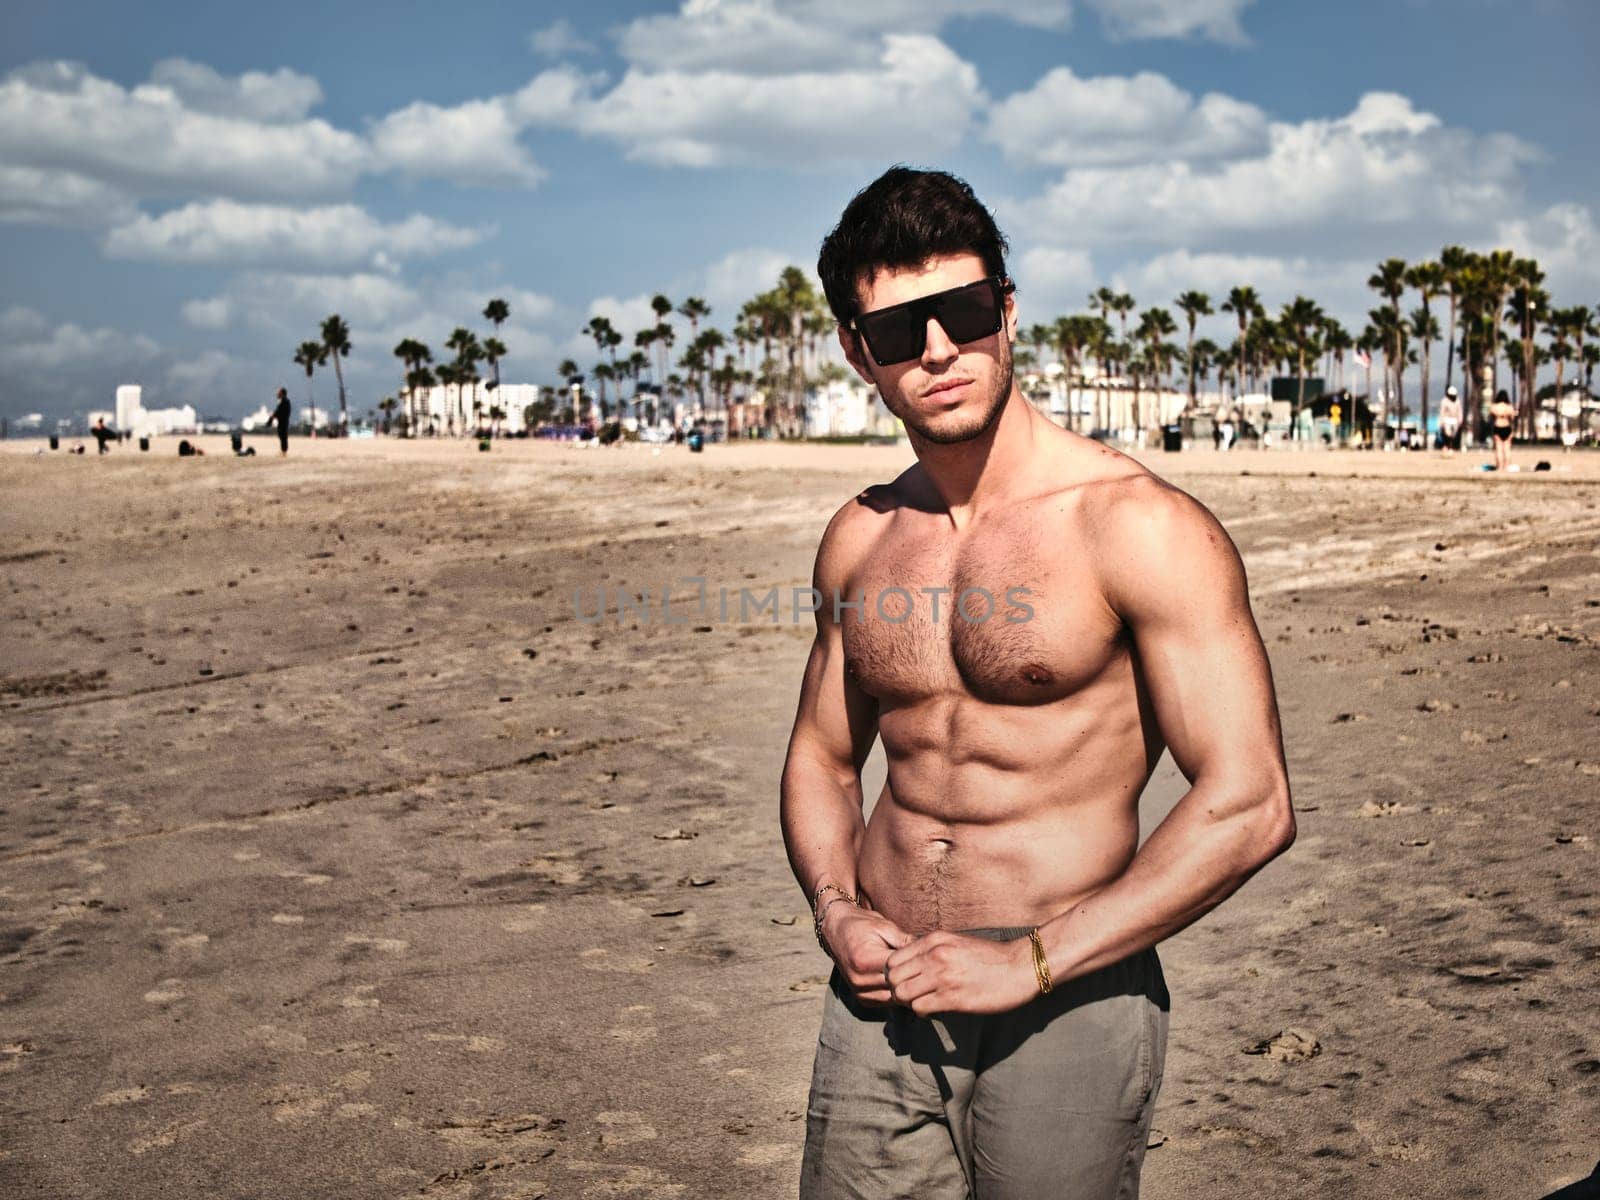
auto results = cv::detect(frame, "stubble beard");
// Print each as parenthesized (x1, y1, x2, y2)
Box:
(881, 341, 1015, 446)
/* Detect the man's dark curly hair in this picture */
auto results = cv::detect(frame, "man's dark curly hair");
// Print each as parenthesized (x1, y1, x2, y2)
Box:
(817, 166, 1010, 327)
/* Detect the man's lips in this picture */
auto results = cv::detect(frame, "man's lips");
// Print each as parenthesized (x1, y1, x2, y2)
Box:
(923, 378, 973, 399)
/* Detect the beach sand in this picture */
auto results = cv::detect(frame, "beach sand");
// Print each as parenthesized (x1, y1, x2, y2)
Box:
(1, 435, 1597, 1199)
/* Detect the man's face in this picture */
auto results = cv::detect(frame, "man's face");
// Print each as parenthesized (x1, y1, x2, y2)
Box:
(839, 252, 1016, 446)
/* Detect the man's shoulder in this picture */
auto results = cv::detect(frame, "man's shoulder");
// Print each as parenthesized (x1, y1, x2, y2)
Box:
(815, 467, 922, 581)
(1075, 469, 1235, 578)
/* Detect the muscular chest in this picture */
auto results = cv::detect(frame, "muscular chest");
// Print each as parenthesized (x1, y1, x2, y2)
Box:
(840, 514, 1121, 706)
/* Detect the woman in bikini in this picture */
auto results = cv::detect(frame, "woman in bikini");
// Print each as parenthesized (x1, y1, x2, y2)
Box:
(1488, 389, 1516, 472)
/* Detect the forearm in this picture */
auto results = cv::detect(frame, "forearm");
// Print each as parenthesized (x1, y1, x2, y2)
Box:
(1037, 779, 1293, 984)
(779, 754, 867, 904)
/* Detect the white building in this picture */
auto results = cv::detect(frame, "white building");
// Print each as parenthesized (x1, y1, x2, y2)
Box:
(406, 383, 547, 434)
(804, 378, 901, 437)
(111, 383, 198, 436)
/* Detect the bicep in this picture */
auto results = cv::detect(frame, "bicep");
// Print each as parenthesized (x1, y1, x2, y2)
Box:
(786, 618, 879, 791)
(1106, 491, 1285, 795)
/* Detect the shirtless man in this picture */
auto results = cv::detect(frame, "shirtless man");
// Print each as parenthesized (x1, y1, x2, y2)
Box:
(780, 167, 1295, 1199)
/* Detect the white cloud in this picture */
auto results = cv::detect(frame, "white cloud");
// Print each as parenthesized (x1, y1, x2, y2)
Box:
(184, 271, 421, 336)
(1010, 92, 1539, 247)
(0, 165, 137, 226)
(987, 67, 1267, 167)
(0, 305, 159, 371)
(146, 58, 324, 123)
(368, 97, 545, 186)
(181, 296, 234, 330)
(703, 248, 800, 314)
(0, 61, 370, 203)
(530, 18, 598, 57)
(0, 306, 161, 416)
(1014, 246, 1097, 321)
(163, 348, 261, 407)
(562, 34, 984, 168)
(1086, 0, 1255, 44)
(104, 200, 489, 267)
(1492, 203, 1600, 298)
(613, 0, 1072, 73)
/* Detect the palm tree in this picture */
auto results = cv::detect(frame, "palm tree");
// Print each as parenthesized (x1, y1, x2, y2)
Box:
(1221, 287, 1262, 400)
(1279, 296, 1324, 438)
(1174, 290, 1212, 413)
(1368, 258, 1407, 434)
(444, 327, 480, 434)
(1134, 307, 1176, 439)
(320, 314, 352, 434)
(377, 396, 396, 434)
(293, 340, 326, 433)
(407, 365, 436, 433)
(1438, 245, 1470, 394)
(1508, 259, 1546, 436)
(1405, 261, 1445, 438)
(482, 336, 507, 403)
(1409, 306, 1442, 439)
(483, 297, 509, 335)
(393, 338, 431, 435)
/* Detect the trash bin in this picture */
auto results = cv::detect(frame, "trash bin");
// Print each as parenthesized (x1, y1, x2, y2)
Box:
(478, 437, 491, 452)
(687, 431, 704, 453)
(1162, 424, 1183, 452)
(49, 435, 59, 450)
(230, 430, 243, 454)
(139, 436, 150, 452)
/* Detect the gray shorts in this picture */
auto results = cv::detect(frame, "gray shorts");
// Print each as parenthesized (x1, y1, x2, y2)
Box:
(799, 928, 1169, 1200)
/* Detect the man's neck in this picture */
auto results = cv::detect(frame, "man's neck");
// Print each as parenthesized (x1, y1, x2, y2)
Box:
(906, 389, 1050, 528)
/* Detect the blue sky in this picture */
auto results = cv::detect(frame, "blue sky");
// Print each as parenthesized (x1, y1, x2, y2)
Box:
(1, 0, 1596, 420)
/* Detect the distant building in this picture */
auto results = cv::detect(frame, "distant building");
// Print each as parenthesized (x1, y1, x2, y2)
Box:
(111, 382, 197, 436)
(804, 378, 900, 437)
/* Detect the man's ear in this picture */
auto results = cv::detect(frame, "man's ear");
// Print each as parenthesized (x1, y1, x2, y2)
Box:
(838, 325, 876, 386)
(1003, 292, 1018, 345)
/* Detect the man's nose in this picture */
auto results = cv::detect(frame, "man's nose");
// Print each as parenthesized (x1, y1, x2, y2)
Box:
(921, 315, 959, 367)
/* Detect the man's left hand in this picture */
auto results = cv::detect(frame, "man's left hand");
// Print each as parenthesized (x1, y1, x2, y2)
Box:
(882, 931, 1039, 1016)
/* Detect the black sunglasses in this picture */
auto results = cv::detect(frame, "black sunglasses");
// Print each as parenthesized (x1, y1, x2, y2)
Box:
(849, 275, 1014, 366)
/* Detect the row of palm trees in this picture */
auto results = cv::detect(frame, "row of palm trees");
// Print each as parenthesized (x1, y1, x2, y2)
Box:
(297, 248, 1595, 444)
(382, 299, 510, 436)
(1019, 247, 1596, 442)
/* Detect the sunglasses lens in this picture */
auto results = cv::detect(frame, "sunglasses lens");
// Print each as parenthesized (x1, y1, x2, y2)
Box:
(859, 309, 921, 364)
(934, 282, 1001, 344)
(857, 278, 1005, 365)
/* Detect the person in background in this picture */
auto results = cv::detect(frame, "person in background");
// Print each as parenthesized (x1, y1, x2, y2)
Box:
(266, 388, 292, 456)
(1438, 386, 1462, 455)
(1488, 389, 1516, 472)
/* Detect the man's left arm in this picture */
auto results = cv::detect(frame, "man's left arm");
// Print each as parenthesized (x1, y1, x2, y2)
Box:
(886, 478, 1295, 1015)
(1028, 479, 1295, 986)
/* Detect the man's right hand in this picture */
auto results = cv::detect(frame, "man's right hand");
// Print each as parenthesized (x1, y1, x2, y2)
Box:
(823, 903, 912, 1006)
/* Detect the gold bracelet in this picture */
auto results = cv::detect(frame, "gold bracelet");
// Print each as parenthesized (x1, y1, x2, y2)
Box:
(1028, 927, 1053, 995)
(813, 889, 858, 956)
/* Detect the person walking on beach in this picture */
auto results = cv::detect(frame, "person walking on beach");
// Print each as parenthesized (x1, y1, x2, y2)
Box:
(1489, 389, 1516, 471)
(266, 388, 292, 456)
(92, 417, 114, 455)
(1438, 386, 1463, 455)
(781, 167, 1295, 1200)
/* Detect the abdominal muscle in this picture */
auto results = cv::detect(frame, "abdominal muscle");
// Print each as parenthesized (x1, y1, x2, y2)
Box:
(854, 694, 1155, 935)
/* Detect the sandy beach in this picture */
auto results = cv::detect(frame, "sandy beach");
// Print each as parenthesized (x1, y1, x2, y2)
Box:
(2, 435, 1597, 1199)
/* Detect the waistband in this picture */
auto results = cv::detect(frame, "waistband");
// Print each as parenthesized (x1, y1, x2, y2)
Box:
(960, 926, 1034, 942)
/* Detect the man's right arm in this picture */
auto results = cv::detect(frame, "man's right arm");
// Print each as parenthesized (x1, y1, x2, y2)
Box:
(779, 501, 908, 1004)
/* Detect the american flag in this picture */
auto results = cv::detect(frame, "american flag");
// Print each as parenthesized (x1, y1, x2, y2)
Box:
(1353, 347, 1371, 368)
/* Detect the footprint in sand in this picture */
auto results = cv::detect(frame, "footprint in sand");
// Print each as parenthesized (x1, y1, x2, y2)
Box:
(142, 979, 186, 1004)
(596, 1110, 658, 1148)
(342, 934, 408, 954)
(128, 1119, 206, 1156)
(93, 1085, 151, 1107)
